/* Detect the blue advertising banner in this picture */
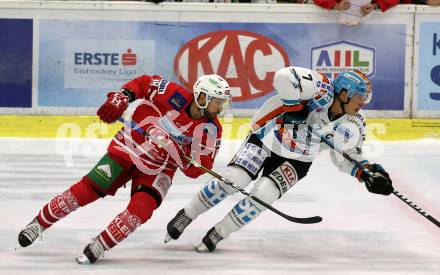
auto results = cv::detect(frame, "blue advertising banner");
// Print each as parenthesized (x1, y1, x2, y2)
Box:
(39, 20, 406, 110)
(417, 22, 440, 111)
(0, 19, 32, 108)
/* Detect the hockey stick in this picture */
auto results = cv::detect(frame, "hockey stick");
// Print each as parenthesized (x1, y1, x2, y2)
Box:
(320, 133, 440, 228)
(117, 117, 322, 224)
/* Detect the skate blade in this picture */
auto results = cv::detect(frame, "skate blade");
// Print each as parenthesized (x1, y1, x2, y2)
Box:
(75, 254, 90, 264)
(194, 243, 210, 253)
(164, 233, 172, 244)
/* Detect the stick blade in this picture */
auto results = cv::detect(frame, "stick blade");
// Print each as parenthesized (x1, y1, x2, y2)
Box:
(427, 215, 440, 228)
(286, 215, 323, 224)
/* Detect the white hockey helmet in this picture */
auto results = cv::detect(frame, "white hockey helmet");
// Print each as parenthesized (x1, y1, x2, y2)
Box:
(193, 74, 231, 109)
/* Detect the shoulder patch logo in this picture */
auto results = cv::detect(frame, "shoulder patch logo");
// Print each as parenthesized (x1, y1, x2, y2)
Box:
(168, 92, 188, 111)
(158, 79, 169, 94)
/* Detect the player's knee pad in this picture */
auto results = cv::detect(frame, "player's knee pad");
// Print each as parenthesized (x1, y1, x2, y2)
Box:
(218, 165, 252, 195)
(249, 176, 281, 209)
(127, 192, 157, 224)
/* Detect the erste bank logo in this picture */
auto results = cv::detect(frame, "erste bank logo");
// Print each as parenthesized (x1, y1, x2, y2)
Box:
(311, 41, 375, 79)
(64, 39, 154, 89)
(74, 48, 137, 66)
(174, 30, 289, 102)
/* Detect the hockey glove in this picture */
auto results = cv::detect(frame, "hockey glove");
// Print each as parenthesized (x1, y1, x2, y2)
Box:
(361, 163, 394, 195)
(97, 91, 130, 123)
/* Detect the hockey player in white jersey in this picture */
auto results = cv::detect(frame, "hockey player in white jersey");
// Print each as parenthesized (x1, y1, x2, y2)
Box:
(164, 66, 394, 252)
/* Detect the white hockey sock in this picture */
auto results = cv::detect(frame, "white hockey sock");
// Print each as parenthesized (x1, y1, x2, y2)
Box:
(215, 197, 264, 239)
(214, 176, 280, 239)
(184, 178, 229, 220)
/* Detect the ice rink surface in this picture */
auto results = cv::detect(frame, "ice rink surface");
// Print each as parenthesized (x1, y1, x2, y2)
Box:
(0, 138, 439, 275)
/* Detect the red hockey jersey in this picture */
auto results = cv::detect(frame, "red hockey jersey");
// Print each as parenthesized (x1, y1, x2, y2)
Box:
(107, 75, 222, 178)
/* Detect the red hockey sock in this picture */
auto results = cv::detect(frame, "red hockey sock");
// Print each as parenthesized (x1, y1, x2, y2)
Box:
(37, 178, 100, 228)
(97, 192, 156, 250)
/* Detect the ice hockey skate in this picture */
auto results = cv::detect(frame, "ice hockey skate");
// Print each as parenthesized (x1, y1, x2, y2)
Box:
(195, 227, 223, 253)
(18, 217, 45, 248)
(165, 209, 193, 243)
(76, 238, 105, 264)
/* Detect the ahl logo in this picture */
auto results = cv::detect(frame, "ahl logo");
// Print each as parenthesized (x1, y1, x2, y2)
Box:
(174, 30, 289, 102)
(310, 41, 375, 79)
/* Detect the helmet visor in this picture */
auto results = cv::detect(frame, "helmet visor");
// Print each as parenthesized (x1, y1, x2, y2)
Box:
(360, 82, 372, 104)
(209, 96, 232, 116)
(351, 87, 372, 104)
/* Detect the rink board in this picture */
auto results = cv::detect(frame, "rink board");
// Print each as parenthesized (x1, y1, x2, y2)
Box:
(1, 2, 440, 117)
(0, 1, 420, 118)
(1, 115, 440, 141)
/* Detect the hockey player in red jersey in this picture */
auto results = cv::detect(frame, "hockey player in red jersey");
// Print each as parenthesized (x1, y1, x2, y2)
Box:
(17, 73, 231, 263)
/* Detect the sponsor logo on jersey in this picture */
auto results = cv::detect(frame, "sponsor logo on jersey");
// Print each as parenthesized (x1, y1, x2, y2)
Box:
(168, 92, 188, 111)
(150, 77, 169, 95)
(355, 112, 366, 126)
(158, 79, 169, 94)
(289, 68, 302, 90)
(280, 163, 296, 184)
(233, 143, 267, 176)
(333, 123, 355, 140)
(310, 41, 375, 79)
(97, 164, 112, 179)
(152, 174, 172, 199)
(157, 115, 192, 145)
(315, 81, 334, 94)
(269, 162, 298, 195)
(173, 30, 289, 102)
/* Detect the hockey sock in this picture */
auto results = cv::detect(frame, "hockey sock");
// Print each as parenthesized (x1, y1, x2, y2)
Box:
(215, 176, 280, 239)
(97, 192, 155, 250)
(37, 179, 99, 229)
(215, 197, 264, 239)
(184, 178, 229, 220)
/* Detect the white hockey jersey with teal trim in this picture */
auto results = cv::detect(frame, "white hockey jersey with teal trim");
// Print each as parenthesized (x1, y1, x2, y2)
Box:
(251, 66, 369, 178)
